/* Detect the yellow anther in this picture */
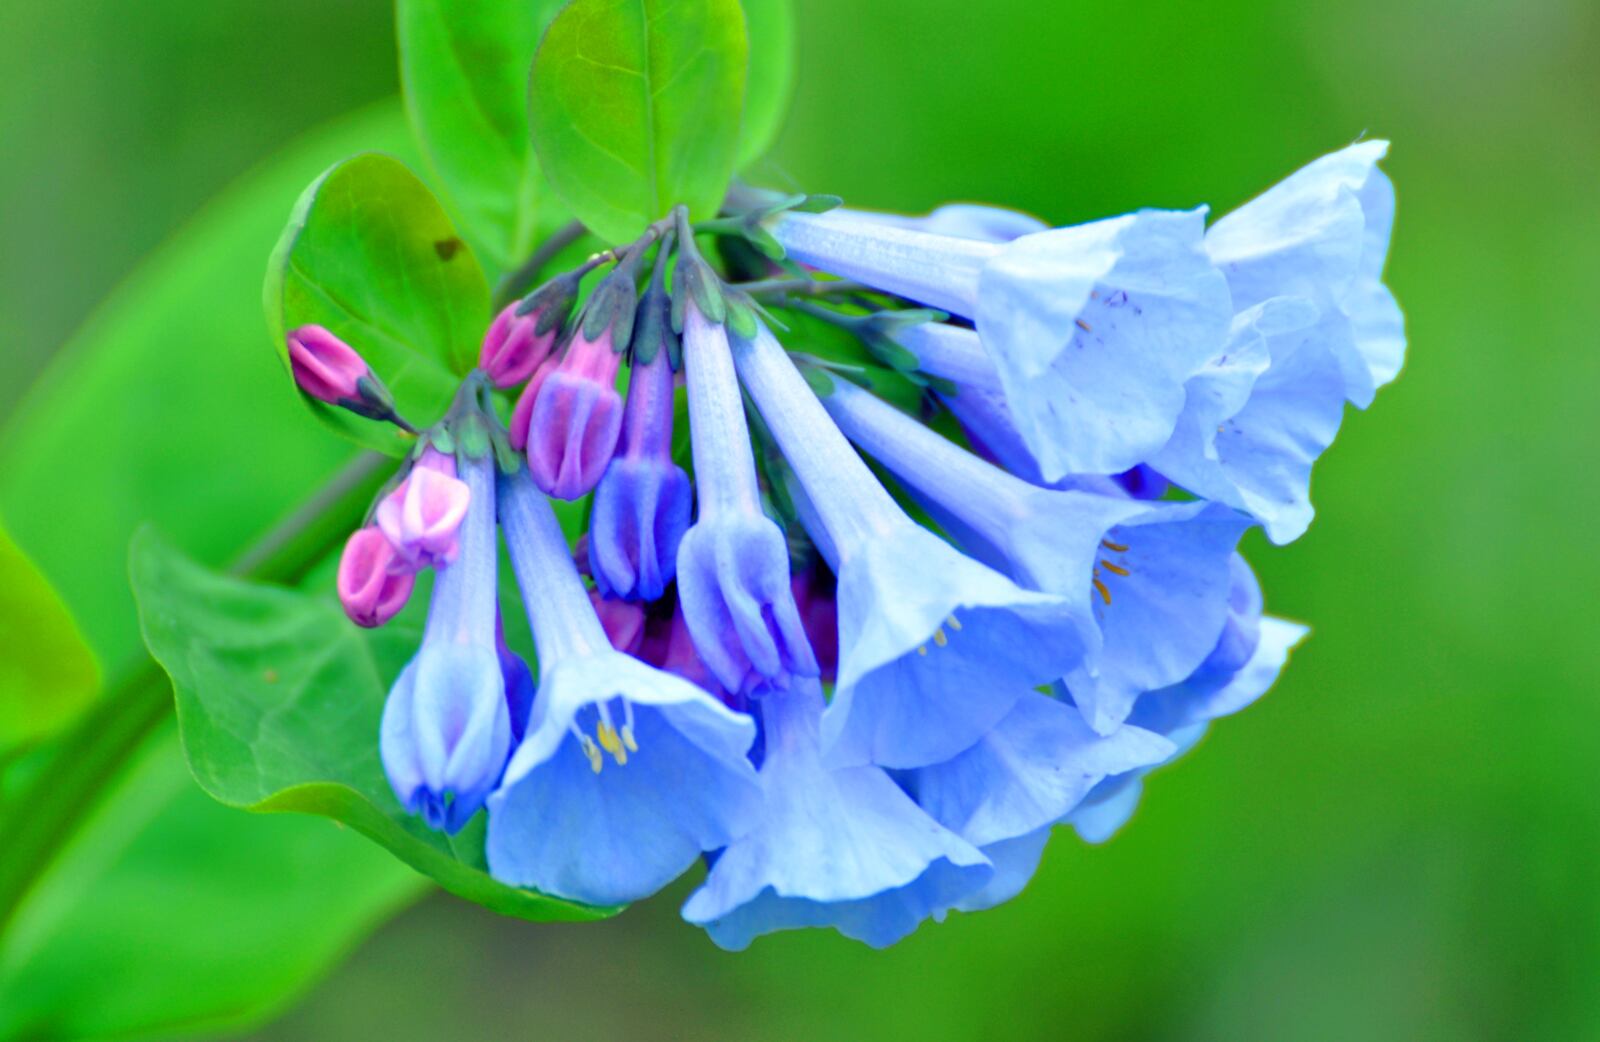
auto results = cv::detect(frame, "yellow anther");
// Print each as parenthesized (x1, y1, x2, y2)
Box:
(1100, 559, 1130, 577)
(1093, 577, 1113, 606)
(583, 739, 603, 774)
(596, 721, 620, 754)
(932, 627, 948, 648)
(917, 644, 929, 657)
(946, 615, 963, 631)
(1075, 318, 1092, 332)
(1101, 539, 1129, 552)
(621, 725, 638, 753)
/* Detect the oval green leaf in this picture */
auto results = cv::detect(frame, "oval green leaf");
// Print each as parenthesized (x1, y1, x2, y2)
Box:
(529, 0, 750, 243)
(265, 153, 490, 456)
(130, 529, 616, 924)
(0, 521, 99, 751)
(397, 0, 573, 274)
(737, 0, 795, 166)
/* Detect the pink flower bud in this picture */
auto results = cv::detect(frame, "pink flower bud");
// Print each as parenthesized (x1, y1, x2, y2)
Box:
(480, 303, 561, 389)
(288, 325, 371, 404)
(375, 449, 472, 569)
(590, 590, 647, 655)
(338, 527, 416, 628)
(522, 330, 625, 500)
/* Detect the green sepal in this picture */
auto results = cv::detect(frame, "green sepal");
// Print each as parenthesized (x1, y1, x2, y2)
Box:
(428, 426, 456, 456)
(800, 365, 835, 397)
(579, 246, 648, 349)
(793, 193, 843, 214)
(455, 411, 490, 460)
(921, 373, 962, 398)
(516, 269, 583, 337)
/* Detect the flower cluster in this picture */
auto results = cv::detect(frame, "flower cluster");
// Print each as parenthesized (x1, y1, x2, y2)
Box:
(296, 142, 1401, 948)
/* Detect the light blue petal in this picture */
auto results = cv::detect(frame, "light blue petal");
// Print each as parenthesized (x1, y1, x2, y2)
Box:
(901, 691, 1174, 848)
(1205, 140, 1403, 408)
(1155, 296, 1347, 543)
(848, 203, 1049, 243)
(825, 524, 1086, 769)
(486, 651, 759, 905)
(1068, 777, 1146, 844)
(1132, 615, 1309, 734)
(682, 683, 991, 949)
(1065, 501, 1251, 734)
(975, 208, 1233, 476)
(950, 828, 1052, 913)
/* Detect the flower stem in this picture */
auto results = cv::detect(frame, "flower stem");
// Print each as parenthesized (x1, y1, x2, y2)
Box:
(493, 220, 589, 308)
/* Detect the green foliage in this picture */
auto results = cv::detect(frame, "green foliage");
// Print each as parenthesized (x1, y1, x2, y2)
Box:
(528, 0, 750, 243)
(130, 530, 616, 924)
(0, 523, 98, 751)
(0, 725, 420, 1042)
(265, 153, 491, 456)
(396, 0, 572, 274)
(737, 0, 796, 166)
(0, 104, 429, 1041)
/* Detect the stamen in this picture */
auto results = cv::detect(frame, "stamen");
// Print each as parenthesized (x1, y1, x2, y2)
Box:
(932, 627, 948, 648)
(1093, 577, 1112, 605)
(1101, 539, 1129, 552)
(595, 703, 627, 765)
(917, 644, 929, 656)
(569, 720, 604, 773)
(1075, 318, 1092, 332)
(1100, 559, 1130, 577)
(946, 615, 963, 631)
(621, 701, 638, 752)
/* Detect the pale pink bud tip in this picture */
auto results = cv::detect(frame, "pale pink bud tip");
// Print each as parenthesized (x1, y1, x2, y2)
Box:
(481, 303, 560, 389)
(375, 458, 472, 569)
(338, 527, 416, 627)
(288, 324, 370, 403)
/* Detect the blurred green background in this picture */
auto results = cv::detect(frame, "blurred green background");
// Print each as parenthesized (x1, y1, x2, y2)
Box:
(4, 0, 1598, 1039)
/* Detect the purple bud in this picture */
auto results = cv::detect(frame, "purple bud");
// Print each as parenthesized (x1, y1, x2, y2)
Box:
(590, 589, 648, 655)
(288, 324, 370, 403)
(375, 448, 472, 569)
(480, 302, 561, 389)
(522, 330, 625, 500)
(588, 346, 692, 600)
(337, 526, 415, 628)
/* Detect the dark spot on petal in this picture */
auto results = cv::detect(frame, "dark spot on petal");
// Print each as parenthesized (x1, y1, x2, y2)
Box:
(435, 237, 464, 261)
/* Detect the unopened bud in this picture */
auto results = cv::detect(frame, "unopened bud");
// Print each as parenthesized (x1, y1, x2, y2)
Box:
(338, 527, 416, 628)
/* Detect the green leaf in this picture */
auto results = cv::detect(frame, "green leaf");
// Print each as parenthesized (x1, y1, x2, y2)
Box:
(265, 153, 491, 456)
(0, 724, 423, 1042)
(0, 102, 432, 1041)
(737, 0, 795, 166)
(0, 522, 98, 750)
(529, 0, 750, 243)
(397, 0, 573, 274)
(130, 529, 615, 924)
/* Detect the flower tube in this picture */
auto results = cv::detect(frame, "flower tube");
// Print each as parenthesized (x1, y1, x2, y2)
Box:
(485, 468, 761, 906)
(731, 321, 1085, 769)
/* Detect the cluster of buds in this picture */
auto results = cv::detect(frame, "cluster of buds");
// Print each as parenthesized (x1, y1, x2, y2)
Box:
(287, 141, 1403, 948)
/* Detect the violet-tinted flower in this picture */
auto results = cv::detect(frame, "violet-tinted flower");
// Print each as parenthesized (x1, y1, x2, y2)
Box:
(682, 679, 991, 949)
(820, 379, 1251, 734)
(375, 448, 472, 570)
(494, 614, 535, 743)
(675, 301, 817, 696)
(480, 301, 560, 389)
(588, 266, 693, 600)
(589, 590, 647, 656)
(336, 526, 415, 628)
(731, 321, 1084, 769)
(768, 207, 1232, 477)
(1069, 556, 1309, 842)
(896, 691, 1174, 912)
(486, 468, 761, 906)
(380, 452, 511, 833)
(1205, 140, 1403, 409)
